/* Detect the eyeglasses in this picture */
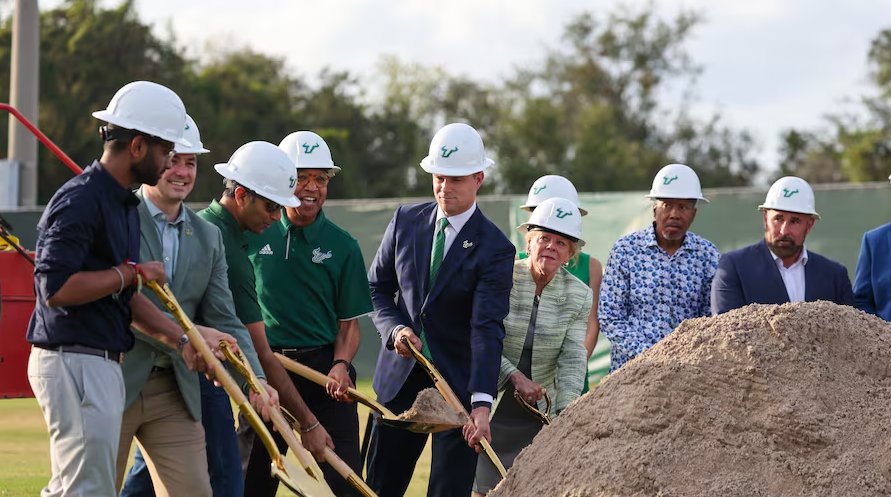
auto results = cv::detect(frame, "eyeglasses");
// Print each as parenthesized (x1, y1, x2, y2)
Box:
(144, 135, 175, 160)
(249, 191, 282, 213)
(296, 172, 331, 187)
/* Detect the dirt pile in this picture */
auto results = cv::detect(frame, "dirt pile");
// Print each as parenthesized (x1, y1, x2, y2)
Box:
(398, 387, 468, 425)
(490, 302, 891, 497)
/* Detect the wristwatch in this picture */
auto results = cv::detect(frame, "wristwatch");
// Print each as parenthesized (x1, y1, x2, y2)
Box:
(177, 333, 190, 351)
(332, 359, 350, 370)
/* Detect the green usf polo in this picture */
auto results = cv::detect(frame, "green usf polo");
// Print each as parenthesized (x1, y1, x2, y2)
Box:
(247, 209, 373, 348)
(197, 199, 264, 325)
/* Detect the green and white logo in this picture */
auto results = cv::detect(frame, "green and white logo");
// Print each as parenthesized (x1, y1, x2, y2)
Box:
(289, 176, 296, 189)
(555, 208, 573, 219)
(440, 146, 459, 158)
(782, 188, 799, 198)
(663, 175, 679, 185)
(302, 142, 320, 154)
(532, 185, 547, 195)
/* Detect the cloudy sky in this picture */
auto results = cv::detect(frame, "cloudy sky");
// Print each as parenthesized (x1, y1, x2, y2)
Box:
(34, 0, 891, 171)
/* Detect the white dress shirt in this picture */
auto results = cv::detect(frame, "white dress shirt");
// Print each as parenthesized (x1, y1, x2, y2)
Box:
(769, 245, 808, 302)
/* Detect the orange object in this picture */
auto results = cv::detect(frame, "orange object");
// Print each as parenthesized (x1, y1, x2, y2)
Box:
(0, 251, 36, 398)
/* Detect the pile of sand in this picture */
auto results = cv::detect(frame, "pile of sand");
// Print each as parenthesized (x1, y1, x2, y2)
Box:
(398, 387, 468, 426)
(490, 302, 891, 497)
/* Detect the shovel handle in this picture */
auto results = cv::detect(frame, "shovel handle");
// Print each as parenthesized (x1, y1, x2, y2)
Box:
(399, 336, 508, 477)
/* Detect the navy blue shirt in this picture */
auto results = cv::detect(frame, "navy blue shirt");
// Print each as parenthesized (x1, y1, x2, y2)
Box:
(26, 161, 141, 352)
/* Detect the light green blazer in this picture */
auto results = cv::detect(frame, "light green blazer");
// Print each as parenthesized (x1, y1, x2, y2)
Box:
(122, 190, 263, 421)
(496, 258, 592, 413)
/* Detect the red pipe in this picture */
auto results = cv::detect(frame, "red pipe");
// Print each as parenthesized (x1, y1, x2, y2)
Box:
(0, 102, 82, 175)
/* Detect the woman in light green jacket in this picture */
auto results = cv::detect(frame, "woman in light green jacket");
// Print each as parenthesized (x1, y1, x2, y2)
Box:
(473, 198, 592, 496)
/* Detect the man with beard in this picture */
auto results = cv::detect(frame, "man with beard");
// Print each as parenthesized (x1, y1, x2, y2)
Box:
(26, 81, 234, 497)
(711, 176, 853, 315)
(243, 131, 371, 497)
(599, 164, 719, 372)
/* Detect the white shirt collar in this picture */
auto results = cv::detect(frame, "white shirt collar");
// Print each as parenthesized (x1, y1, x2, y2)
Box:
(435, 203, 477, 233)
(768, 244, 809, 267)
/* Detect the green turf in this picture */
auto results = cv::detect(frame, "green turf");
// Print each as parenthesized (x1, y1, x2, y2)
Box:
(0, 381, 431, 497)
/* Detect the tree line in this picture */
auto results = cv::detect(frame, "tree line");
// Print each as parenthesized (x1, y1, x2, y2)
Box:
(0, 0, 887, 203)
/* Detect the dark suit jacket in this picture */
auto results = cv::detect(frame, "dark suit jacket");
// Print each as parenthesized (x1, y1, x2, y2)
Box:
(711, 240, 854, 315)
(854, 222, 891, 320)
(368, 202, 515, 407)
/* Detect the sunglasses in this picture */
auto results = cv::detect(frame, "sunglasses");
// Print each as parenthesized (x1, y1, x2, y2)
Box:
(243, 189, 282, 213)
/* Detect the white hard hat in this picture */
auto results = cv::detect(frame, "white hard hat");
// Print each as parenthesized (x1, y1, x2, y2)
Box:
(214, 141, 300, 208)
(420, 123, 494, 176)
(174, 115, 210, 154)
(518, 197, 585, 246)
(645, 163, 708, 203)
(758, 176, 820, 219)
(520, 175, 588, 216)
(92, 81, 190, 147)
(279, 131, 341, 174)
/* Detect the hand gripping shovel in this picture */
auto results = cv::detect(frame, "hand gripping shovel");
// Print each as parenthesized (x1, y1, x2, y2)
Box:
(275, 353, 464, 434)
(146, 280, 334, 497)
(399, 336, 509, 478)
(223, 347, 379, 497)
(514, 390, 552, 425)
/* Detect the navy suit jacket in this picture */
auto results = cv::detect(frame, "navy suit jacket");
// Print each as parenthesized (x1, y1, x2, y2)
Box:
(854, 222, 891, 320)
(711, 240, 853, 315)
(368, 202, 515, 407)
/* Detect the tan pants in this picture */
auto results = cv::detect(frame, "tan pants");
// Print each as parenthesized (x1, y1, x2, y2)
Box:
(116, 370, 212, 497)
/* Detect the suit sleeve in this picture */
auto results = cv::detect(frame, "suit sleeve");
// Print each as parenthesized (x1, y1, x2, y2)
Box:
(468, 238, 516, 398)
(196, 227, 265, 383)
(711, 252, 745, 315)
(367, 207, 411, 346)
(555, 287, 592, 412)
(853, 233, 876, 314)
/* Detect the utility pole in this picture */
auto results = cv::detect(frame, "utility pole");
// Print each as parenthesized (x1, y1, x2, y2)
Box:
(7, 0, 39, 207)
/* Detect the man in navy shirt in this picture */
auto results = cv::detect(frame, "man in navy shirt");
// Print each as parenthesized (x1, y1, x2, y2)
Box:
(26, 81, 234, 497)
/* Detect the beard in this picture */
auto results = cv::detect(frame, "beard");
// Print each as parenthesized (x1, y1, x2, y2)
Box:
(131, 152, 165, 186)
(768, 237, 802, 259)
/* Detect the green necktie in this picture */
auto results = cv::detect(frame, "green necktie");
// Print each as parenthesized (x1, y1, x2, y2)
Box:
(420, 217, 449, 360)
(429, 217, 449, 284)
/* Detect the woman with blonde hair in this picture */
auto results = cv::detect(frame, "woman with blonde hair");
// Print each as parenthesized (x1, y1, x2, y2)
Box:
(473, 197, 592, 495)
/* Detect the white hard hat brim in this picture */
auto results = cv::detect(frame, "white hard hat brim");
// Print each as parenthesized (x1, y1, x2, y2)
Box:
(175, 145, 210, 154)
(516, 222, 586, 247)
(295, 164, 342, 173)
(92, 110, 192, 147)
(213, 163, 301, 208)
(520, 203, 589, 216)
(644, 192, 710, 203)
(419, 157, 494, 176)
(757, 204, 821, 219)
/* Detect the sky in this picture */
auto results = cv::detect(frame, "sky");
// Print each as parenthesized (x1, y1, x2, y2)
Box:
(28, 0, 891, 173)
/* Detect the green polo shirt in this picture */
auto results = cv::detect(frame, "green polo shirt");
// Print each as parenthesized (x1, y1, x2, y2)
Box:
(247, 209, 373, 348)
(197, 199, 264, 325)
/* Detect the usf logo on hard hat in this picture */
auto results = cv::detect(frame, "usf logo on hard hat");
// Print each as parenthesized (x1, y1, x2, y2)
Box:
(521, 175, 589, 215)
(759, 176, 820, 218)
(663, 175, 679, 185)
(532, 185, 547, 195)
(441, 146, 459, 158)
(279, 131, 342, 174)
(420, 123, 494, 176)
(302, 143, 320, 154)
(517, 197, 586, 246)
(782, 188, 799, 198)
(645, 164, 709, 203)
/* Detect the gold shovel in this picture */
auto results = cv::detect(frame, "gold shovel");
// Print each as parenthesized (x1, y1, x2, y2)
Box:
(514, 390, 552, 425)
(399, 336, 509, 478)
(145, 280, 335, 497)
(222, 345, 378, 497)
(275, 353, 464, 434)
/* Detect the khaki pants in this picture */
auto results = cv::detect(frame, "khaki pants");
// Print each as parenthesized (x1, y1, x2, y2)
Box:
(28, 346, 125, 497)
(116, 370, 211, 497)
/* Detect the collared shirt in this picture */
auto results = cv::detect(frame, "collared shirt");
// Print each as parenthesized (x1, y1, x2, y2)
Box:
(142, 194, 186, 277)
(248, 209, 373, 348)
(769, 245, 809, 302)
(434, 203, 477, 259)
(197, 199, 264, 325)
(518, 251, 591, 285)
(599, 223, 719, 372)
(27, 161, 141, 352)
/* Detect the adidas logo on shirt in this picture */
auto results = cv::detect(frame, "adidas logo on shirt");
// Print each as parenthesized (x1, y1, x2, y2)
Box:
(258, 244, 273, 256)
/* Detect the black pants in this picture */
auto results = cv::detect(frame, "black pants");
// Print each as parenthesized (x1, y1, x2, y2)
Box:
(243, 345, 361, 497)
(365, 364, 478, 497)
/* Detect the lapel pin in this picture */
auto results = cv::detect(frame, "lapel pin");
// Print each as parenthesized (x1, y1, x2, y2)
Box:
(184, 227, 193, 237)
(462, 240, 473, 249)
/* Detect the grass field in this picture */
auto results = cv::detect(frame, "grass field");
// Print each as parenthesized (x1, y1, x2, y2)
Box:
(0, 381, 432, 497)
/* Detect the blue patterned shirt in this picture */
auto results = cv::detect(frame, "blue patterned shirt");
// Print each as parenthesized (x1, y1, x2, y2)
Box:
(599, 223, 719, 371)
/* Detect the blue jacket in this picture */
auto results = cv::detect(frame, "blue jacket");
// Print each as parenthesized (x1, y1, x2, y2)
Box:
(854, 223, 891, 320)
(711, 240, 853, 315)
(367, 202, 515, 407)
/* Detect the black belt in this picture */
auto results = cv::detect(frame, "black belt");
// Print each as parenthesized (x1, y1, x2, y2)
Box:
(35, 344, 123, 363)
(272, 344, 331, 357)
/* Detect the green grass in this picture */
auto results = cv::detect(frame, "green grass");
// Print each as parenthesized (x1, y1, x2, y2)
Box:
(0, 381, 431, 497)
